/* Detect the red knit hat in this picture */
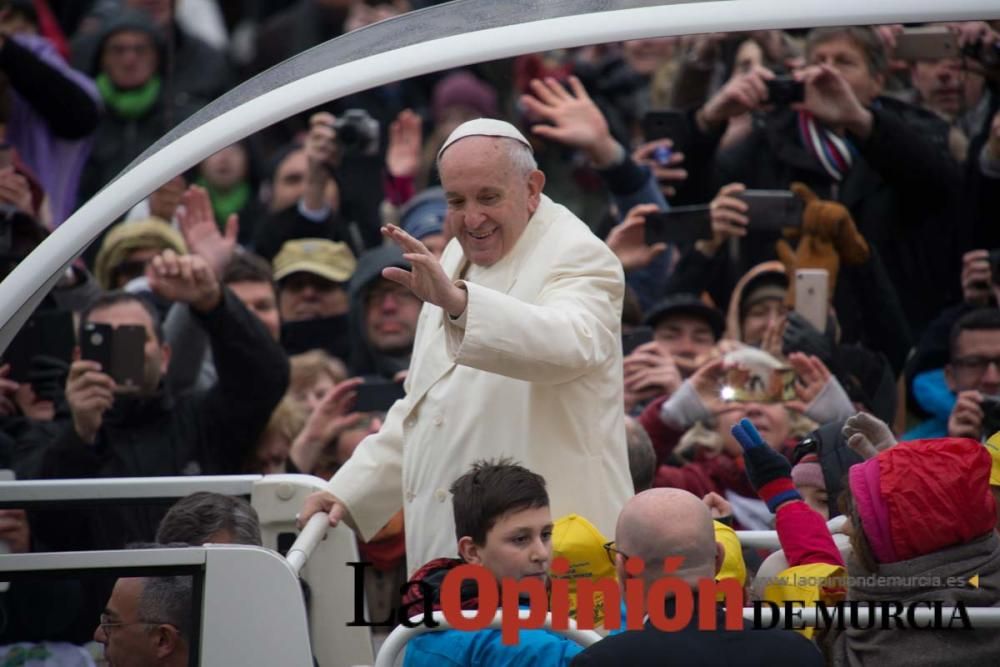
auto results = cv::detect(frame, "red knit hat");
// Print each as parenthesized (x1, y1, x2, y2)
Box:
(849, 438, 996, 563)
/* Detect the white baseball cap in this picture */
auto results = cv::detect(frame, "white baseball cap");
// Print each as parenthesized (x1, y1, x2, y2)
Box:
(437, 118, 533, 161)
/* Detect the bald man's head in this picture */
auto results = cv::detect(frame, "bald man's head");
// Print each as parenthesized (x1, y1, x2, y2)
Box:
(616, 488, 720, 586)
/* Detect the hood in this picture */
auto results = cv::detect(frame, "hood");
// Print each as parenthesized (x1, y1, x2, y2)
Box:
(792, 419, 864, 518)
(91, 8, 164, 76)
(724, 261, 787, 342)
(848, 438, 996, 564)
(400, 557, 480, 614)
(347, 244, 412, 378)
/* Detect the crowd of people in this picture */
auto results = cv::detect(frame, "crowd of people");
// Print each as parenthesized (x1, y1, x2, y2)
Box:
(0, 0, 999, 664)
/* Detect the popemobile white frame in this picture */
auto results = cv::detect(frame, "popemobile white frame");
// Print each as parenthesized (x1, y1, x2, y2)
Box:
(1, 0, 999, 664)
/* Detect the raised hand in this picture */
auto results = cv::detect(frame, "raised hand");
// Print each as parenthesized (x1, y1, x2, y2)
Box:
(381, 225, 467, 317)
(149, 175, 186, 222)
(796, 65, 872, 139)
(731, 418, 801, 512)
(697, 65, 774, 130)
(290, 378, 364, 474)
(842, 412, 896, 460)
(66, 358, 114, 444)
(520, 75, 621, 168)
(176, 185, 238, 277)
(146, 249, 222, 313)
(386, 109, 423, 179)
(605, 203, 668, 271)
(631, 139, 688, 198)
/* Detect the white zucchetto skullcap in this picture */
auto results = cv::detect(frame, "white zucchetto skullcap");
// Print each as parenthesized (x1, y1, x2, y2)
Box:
(437, 118, 533, 161)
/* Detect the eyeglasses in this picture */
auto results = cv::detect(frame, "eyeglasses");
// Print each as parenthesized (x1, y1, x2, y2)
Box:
(952, 355, 1000, 376)
(603, 541, 629, 565)
(99, 613, 170, 635)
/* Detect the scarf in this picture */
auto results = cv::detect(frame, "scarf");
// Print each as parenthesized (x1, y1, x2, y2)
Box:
(196, 177, 251, 230)
(96, 73, 161, 120)
(797, 109, 854, 182)
(830, 532, 1000, 667)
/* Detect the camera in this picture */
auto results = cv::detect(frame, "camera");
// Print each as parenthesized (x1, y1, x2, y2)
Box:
(981, 395, 1000, 441)
(333, 109, 380, 157)
(765, 76, 805, 107)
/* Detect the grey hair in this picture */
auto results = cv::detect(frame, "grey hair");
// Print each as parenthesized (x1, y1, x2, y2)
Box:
(138, 575, 194, 641)
(436, 136, 537, 178)
(156, 492, 263, 546)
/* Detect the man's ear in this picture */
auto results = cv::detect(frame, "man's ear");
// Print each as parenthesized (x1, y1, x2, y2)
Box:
(714, 541, 725, 577)
(457, 536, 482, 564)
(527, 170, 545, 214)
(153, 623, 182, 659)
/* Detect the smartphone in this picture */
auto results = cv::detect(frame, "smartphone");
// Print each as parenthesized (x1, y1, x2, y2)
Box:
(281, 315, 351, 360)
(643, 206, 713, 246)
(737, 190, 803, 232)
(622, 326, 654, 356)
(795, 269, 829, 333)
(80, 322, 146, 392)
(641, 110, 688, 153)
(893, 26, 959, 61)
(981, 396, 1000, 441)
(3, 309, 75, 383)
(765, 76, 804, 106)
(353, 379, 405, 413)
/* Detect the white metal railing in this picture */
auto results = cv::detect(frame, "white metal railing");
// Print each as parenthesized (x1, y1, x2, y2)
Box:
(0, 474, 373, 667)
(0, 545, 313, 666)
(735, 515, 848, 550)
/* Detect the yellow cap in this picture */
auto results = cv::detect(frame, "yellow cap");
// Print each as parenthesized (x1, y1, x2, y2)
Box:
(713, 520, 747, 592)
(984, 433, 1000, 486)
(272, 238, 356, 284)
(94, 217, 187, 290)
(551, 514, 617, 626)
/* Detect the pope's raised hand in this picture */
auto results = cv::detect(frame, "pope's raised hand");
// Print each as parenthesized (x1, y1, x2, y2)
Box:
(381, 225, 467, 317)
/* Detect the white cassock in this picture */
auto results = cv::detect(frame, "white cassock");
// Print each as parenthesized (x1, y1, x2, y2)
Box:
(328, 194, 634, 573)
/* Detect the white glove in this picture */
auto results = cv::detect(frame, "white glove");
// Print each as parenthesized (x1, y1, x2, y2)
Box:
(842, 412, 896, 460)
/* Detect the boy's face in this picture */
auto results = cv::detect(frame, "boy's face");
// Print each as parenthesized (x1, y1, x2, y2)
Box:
(460, 506, 553, 583)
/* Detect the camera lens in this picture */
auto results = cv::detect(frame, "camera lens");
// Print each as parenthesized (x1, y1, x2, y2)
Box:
(90, 332, 103, 346)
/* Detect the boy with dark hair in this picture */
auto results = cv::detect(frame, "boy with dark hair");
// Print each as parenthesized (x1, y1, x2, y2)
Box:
(401, 458, 584, 666)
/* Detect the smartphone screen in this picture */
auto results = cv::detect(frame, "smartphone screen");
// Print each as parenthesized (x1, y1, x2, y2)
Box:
(4, 309, 75, 383)
(794, 269, 829, 333)
(643, 206, 713, 246)
(641, 111, 688, 153)
(111, 325, 147, 393)
(81, 322, 146, 391)
(737, 190, 803, 231)
(622, 326, 654, 356)
(354, 380, 405, 413)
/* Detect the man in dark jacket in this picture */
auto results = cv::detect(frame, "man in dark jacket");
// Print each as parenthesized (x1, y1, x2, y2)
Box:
(686, 26, 961, 337)
(23, 249, 289, 550)
(347, 244, 420, 378)
(571, 488, 823, 666)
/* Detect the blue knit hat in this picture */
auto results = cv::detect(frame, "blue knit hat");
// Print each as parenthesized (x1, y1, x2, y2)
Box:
(400, 187, 446, 241)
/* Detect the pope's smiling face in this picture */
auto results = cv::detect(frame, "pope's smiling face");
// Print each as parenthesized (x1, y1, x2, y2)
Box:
(439, 136, 544, 268)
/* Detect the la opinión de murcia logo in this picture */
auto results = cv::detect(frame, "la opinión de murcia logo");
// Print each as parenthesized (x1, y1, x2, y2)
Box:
(346, 558, 974, 644)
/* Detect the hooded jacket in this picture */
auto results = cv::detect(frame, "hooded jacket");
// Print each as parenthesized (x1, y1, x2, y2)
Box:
(828, 439, 1000, 666)
(714, 101, 960, 336)
(347, 244, 413, 378)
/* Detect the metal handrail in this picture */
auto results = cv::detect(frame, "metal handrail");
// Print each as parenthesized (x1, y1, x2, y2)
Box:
(286, 513, 330, 576)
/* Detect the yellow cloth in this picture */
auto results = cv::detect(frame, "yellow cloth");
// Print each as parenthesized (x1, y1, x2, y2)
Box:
(714, 520, 747, 599)
(762, 562, 847, 639)
(551, 513, 616, 627)
(985, 432, 1000, 486)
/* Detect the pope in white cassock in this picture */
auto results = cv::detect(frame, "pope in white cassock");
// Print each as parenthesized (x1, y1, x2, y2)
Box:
(299, 118, 634, 573)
